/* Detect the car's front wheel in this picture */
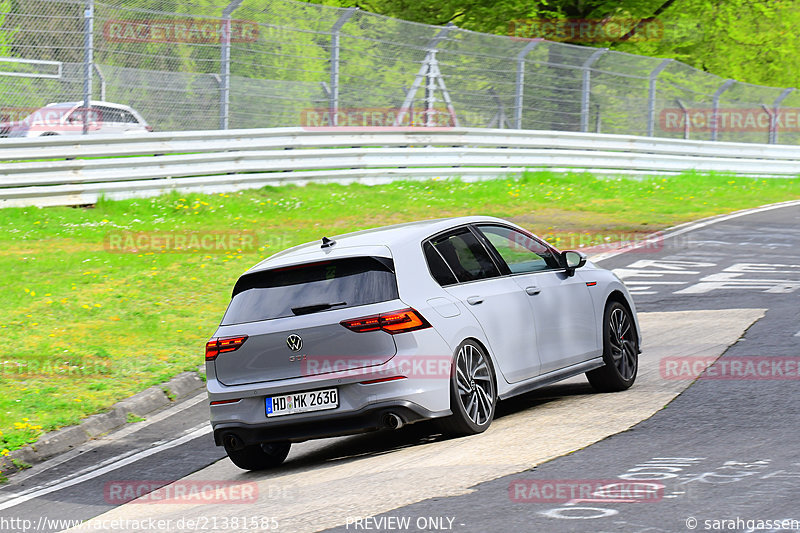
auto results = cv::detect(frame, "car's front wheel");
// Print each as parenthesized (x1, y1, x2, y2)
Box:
(586, 301, 638, 392)
(224, 441, 291, 471)
(439, 340, 497, 436)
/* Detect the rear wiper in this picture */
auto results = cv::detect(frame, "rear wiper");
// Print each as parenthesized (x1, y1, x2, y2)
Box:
(291, 301, 347, 316)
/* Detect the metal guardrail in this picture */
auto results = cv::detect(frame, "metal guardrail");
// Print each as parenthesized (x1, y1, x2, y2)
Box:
(1, 127, 799, 207)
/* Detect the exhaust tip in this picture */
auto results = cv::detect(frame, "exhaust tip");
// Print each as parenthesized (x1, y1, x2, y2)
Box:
(382, 412, 404, 430)
(222, 432, 245, 451)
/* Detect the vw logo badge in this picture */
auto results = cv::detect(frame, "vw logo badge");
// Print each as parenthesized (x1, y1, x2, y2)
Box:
(286, 334, 303, 352)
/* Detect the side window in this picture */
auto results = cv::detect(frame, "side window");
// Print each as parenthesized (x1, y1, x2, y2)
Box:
(119, 110, 139, 124)
(429, 229, 500, 283)
(423, 241, 457, 286)
(96, 106, 122, 123)
(477, 225, 560, 274)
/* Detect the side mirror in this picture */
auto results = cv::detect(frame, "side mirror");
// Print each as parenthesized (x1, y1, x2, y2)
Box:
(562, 250, 587, 277)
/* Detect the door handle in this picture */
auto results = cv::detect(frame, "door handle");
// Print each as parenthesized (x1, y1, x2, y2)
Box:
(525, 286, 541, 295)
(466, 296, 483, 305)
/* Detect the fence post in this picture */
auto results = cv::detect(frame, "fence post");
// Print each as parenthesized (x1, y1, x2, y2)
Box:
(580, 49, 607, 133)
(93, 64, 106, 101)
(330, 8, 357, 126)
(647, 58, 673, 136)
(675, 99, 689, 140)
(82, 0, 94, 135)
(513, 39, 540, 130)
(770, 87, 795, 144)
(220, 0, 244, 130)
(594, 103, 601, 133)
(710, 79, 734, 141)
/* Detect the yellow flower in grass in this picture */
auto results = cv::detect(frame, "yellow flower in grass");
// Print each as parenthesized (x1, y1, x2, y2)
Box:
(1, 449, 9, 456)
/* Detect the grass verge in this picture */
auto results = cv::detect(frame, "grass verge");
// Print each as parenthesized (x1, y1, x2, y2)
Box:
(0, 170, 798, 454)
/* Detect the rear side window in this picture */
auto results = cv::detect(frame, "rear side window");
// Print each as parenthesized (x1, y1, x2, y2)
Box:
(423, 241, 457, 286)
(428, 229, 500, 283)
(221, 256, 398, 325)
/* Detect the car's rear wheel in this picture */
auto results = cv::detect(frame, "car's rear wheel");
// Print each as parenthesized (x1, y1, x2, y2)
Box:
(440, 340, 496, 436)
(224, 441, 291, 471)
(586, 301, 638, 392)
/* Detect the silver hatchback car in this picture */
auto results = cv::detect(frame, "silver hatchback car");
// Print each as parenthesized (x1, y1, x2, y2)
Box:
(207, 216, 641, 470)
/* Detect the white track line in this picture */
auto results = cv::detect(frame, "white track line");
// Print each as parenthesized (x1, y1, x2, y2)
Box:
(0, 425, 211, 512)
(4, 391, 208, 487)
(591, 199, 800, 263)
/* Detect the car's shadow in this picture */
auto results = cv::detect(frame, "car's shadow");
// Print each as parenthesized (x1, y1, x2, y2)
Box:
(238, 378, 596, 478)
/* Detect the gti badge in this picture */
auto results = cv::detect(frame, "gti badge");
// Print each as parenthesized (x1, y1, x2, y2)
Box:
(286, 334, 303, 352)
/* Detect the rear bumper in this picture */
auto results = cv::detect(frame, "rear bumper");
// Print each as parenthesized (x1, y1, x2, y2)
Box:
(212, 400, 448, 445)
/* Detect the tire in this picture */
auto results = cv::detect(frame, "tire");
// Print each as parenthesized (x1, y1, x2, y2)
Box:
(224, 441, 291, 471)
(439, 340, 497, 436)
(586, 301, 639, 392)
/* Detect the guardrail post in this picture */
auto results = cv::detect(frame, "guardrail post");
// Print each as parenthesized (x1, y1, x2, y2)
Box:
(220, 0, 244, 130)
(330, 8, 357, 126)
(769, 87, 795, 144)
(710, 79, 734, 141)
(647, 58, 673, 136)
(82, 0, 94, 135)
(580, 49, 607, 133)
(513, 39, 540, 130)
(675, 99, 690, 139)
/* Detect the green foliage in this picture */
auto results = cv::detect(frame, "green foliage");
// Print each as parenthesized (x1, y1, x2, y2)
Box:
(326, 0, 800, 87)
(126, 413, 145, 423)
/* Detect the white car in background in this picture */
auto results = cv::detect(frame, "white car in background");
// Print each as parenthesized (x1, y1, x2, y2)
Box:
(0, 101, 152, 137)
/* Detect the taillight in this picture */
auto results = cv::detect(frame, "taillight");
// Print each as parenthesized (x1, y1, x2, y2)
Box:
(210, 398, 241, 405)
(145, 125, 153, 132)
(205, 335, 248, 361)
(360, 376, 407, 385)
(341, 308, 430, 335)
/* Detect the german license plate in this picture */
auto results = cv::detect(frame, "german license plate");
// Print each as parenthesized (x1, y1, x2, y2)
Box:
(265, 388, 338, 417)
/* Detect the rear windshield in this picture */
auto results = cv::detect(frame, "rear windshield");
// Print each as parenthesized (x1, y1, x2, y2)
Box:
(221, 256, 398, 325)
